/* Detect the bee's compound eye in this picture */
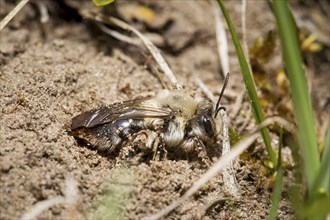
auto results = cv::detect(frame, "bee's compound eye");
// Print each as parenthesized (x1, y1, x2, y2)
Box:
(202, 116, 214, 137)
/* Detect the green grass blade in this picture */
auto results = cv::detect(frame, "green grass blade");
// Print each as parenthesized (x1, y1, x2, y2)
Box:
(315, 126, 330, 195)
(271, 0, 320, 194)
(298, 195, 330, 219)
(216, 0, 277, 167)
(92, 0, 114, 7)
(268, 171, 283, 220)
(268, 128, 284, 220)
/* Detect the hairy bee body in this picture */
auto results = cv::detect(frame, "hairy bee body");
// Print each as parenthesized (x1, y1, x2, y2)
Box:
(71, 89, 220, 154)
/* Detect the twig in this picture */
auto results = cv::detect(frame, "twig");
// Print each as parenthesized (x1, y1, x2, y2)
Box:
(97, 23, 166, 50)
(93, 15, 181, 89)
(212, 0, 230, 77)
(35, 1, 49, 23)
(20, 197, 65, 220)
(194, 77, 215, 102)
(0, 0, 29, 31)
(96, 23, 142, 46)
(196, 83, 238, 101)
(251, 116, 296, 135)
(319, 114, 329, 146)
(220, 109, 241, 198)
(64, 176, 79, 206)
(223, 88, 239, 99)
(108, 17, 181, 88)
(238, 107, 252, 134)
(145, 115, 296, 219)
(230, 91, 245, 119)
(200, 197, 249, 216)
(20, 176, 80, 220)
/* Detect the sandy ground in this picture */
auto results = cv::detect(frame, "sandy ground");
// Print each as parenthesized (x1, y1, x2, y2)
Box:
(1, 0, 329, 219)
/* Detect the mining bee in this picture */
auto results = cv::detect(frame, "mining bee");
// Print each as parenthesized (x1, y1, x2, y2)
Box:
(71, 75, 229, 157)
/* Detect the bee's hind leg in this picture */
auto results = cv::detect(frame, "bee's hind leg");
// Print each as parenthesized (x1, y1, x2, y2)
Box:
(131, 130, 165, 160)
(182, 137, 211, 166)
(152, 141, 167, 161)
(195, 141, 212, 167)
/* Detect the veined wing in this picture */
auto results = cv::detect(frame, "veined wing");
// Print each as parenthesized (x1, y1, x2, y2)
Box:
(71, 97, 172, 130)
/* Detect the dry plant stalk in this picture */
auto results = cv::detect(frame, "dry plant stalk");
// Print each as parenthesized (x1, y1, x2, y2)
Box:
(220, 109, 241, 198)
(35, 1, 49, 23)
(84, 12, 182, 89)
(20, 197, 65, 220)
(230, 91, 245, 119)
(107, 16, 182, 89)
(96, 23, 142, 46)
(0, 0, 29, 31)
(212, 0, 230, 77)
(20, 176, 80, 220)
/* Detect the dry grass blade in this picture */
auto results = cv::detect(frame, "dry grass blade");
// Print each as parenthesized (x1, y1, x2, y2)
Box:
(64, 176, 79, 206)
(250, 116, 296, 135)
(96, 23, 142, 46)
(81, 11, 181, 89)
(107, 17, 182, 89)
(200, 197, 248, 217)
(194, 77, 215, 101)
(230, 91, 245, 118)
(35, 1, 49, 23)
(20, 197, 65, 220)
(0, 0, 29, 31)
(212, 0, 230, 77)
(20, 176, 79, 220)
(220, 109, 241, 198)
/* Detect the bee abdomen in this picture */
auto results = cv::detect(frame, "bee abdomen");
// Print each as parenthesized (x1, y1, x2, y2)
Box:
(116, 119, 145, 139)
(71, 119, 145, 153)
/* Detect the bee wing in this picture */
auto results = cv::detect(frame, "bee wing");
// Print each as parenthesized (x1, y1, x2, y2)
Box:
(71, 97, 171, 130)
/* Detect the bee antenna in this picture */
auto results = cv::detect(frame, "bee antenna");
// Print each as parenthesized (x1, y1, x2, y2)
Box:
(214, 73, 230, 118)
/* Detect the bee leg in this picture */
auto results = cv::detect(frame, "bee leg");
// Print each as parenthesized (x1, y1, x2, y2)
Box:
(181, 137, 199, 153)
(195, 141, 211, 167)
(131, 130, 159, 151)
(152, 140, 160, 160)
(160, 144, 168, 160)
(131, 130, 168, 160)
(182, 137, 211, 166)
(152, 141, 167, 161)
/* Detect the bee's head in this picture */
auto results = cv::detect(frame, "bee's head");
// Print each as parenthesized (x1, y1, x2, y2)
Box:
(185, 101, 217, 144)
(188, 72, 229, 144)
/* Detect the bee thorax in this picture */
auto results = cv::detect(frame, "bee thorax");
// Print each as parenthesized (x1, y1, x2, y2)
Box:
(155, 90, 199, 119)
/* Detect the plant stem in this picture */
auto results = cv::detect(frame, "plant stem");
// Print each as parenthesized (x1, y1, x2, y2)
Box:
(271, 0, 320, 194)
(216, 0, 277, 167)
